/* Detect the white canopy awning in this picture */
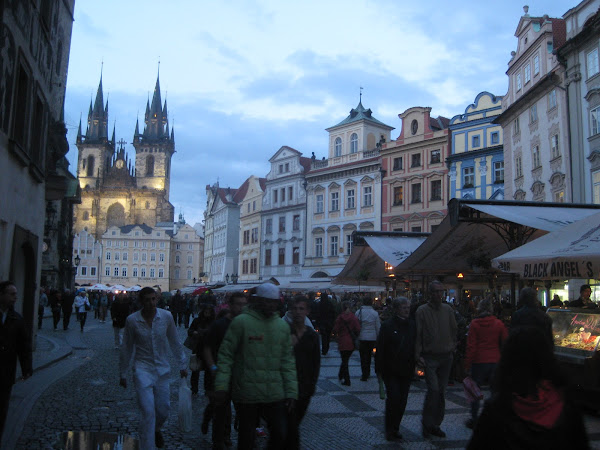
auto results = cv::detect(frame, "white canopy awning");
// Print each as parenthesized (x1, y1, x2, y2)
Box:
(492, 211, 600, 280)
(363, 235, 428, 267)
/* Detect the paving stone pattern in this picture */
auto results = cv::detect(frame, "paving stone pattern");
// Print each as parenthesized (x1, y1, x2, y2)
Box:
(12, 316, 600, 449)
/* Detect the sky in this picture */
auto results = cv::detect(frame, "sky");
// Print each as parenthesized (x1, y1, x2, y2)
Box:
(64, 0, 574, 227)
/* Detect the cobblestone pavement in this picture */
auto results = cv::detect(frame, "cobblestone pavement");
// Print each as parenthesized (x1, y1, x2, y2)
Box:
(8, 314, 600, 449)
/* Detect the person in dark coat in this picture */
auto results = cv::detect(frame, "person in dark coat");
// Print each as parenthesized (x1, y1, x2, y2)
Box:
(111, 293, 130, 347)
(510, 287, 553, 345)
(50, 289, 62, 330)
(467, 327, 589, 449)
(568, 284, 597, 309)
(318, 293, 336, 355)
(332, 301, 360, 386)
(0, 281, 32, 442)
(375, 297, 416, 442)
(284, 295, 321, 449)
(61, 289, 75, 330)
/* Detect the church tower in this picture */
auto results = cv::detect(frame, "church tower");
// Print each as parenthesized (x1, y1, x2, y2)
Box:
(76, 74, 114, 190)
(132, 72, 175, 199)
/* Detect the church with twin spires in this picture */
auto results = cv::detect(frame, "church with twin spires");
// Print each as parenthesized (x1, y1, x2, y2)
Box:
(73, 72, 175, 240)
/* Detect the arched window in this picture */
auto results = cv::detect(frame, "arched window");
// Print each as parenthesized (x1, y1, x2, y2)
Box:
(334, 137, 342, 157)
(86, 155, 95, 177)
(106, 203, 126, 228)
(83, 211, 89, 221)
(146, 155, 154, 176)
(350, 133, 358, 153)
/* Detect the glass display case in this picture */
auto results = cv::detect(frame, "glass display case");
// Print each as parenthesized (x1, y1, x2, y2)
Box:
(548, 308, 600, 364)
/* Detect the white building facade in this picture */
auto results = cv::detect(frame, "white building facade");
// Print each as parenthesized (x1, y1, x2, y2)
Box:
(73, 229, 103, 286)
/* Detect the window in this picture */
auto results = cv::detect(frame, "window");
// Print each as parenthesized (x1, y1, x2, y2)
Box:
(411, 226, 422, 232)
(491, 132, 500, 145)
(548, 89, 557, 110)
(593, 170, 600, 204)
(278, 248, 285, 265)
(587, 48, 599, 79)
(516, 73, 522, 91)
(285, 163, 289, 172)
(346, 189, 355, 209)
(393, 157, 403, 170)
(524, 64, 531, 84)
(592, 107, 600, 136)
(151, 241, 156, 248)
(532, 145, 541, 168)
(107, 241, 112, 247)
(143, 242, 148, 248)
(346, 234, 353, 255)
(514, 117, 520, 135)
(122, 252, 128, 261)
(106, 251, 111, 261)
(280, 188, 285, 203)
(123, 241, 128, 248)
(146, 155, 154, 176)
(242, 260, 249, 274)
(430, 149, 441, 163)
(160, 242, 165, 249)
(554, 191, 564, 203)
(250, 258, 257, 273)
(431, 180, 442, 200)
(175, 255, 180, 263)
(279, 216, 286, 233)
(330, 192, 339, 211)
(266, 218, 273, 234)
(315, 237, 323, 257)
(114, 252, 120, 261)
(316, 194, 324, 213)
(247, 203, 250, 213)
(463, 166, 475, 187)
(133, 267, 138, 277)
(86, 156, 95, 177)
(173, 269, 178, 279)
(188, 255, 193, 264)
(515, 156, 523, 178)
(411, 183, 422, 203)
(150, 268, 155, 278)
(273, 189, 278, 203)
(122, 267, 127, 277)
(90, 267, 96, 276)
(105, 266, 110, 276)
(142, 253, 147, 262)
(292, 247, 300, 265)
(288, 186, 293, 201)
(494, 161, 504, 183)
(393, 186, 403, 206)
(253, 200, 256, 211)
(114, 267, 119, 276)
(334, 137, 342, 157)
(12, 66, 30, 147)
(551, 134, 560, 158)
(293, 215, 300, 231)
(350, 133, 358, 153)
(81, 267, 87, 276)
(363, 186, 372, 206)
(141, 267, 146, 277)
(431, 224, 439, 233)
(278, 164, 283, 174)
(265, 249, 272, 266)
(533, 55, 540, 76)
(158, 268, 164, 278)
(243, 230, 250, 245)
(134, 252, 139, 261)
(411, 153, 421, 167)
(150, 253, 156, 262)
(472, 135, 481, 148)
(530, 104, 538, 123)
(251, 227, 258, 243)
(159, 253, 164, 262)
(330, 236, 338, 256)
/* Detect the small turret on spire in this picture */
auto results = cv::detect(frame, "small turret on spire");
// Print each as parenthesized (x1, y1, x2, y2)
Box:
(76, 116, 83, 143)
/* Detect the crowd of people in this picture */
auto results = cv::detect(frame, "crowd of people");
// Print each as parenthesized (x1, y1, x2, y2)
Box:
(4, 279, 597, 449)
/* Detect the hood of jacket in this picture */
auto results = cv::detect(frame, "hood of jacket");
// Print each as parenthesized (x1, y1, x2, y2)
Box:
(512, 380, 564, 429)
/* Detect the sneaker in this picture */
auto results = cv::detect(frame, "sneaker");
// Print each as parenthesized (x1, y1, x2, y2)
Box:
(155, 430, 164, 448)
(256, 427, 266, 437)
(430, 427, 446, 438)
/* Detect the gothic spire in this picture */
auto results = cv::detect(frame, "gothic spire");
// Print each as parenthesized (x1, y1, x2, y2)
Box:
(142, 71, 169, 141)
(76, 116, 82, 143)
(85, 72, 109, 142)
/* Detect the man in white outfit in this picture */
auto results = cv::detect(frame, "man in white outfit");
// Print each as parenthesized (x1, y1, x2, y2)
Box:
(356, 297, 381, 381)
(119, 287, 187, 449)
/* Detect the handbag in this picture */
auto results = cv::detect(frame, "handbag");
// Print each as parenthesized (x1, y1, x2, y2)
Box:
(84, 301, 91, 311)
(178, 378, 192, 432)
(463, 375, 483, 403)
(343, 319, 359, 350)
(189, 354, 203, 371)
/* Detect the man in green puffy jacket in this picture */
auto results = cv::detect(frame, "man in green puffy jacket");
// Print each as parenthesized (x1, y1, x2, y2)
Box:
(214, 283, 298, 449)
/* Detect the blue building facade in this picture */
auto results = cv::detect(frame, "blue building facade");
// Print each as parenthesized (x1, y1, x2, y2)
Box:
(448, 92, 504, 200)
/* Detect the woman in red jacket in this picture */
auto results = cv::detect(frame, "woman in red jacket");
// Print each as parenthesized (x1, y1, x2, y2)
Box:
(464, 297, 507, 428)
(333, 301, 360, 386)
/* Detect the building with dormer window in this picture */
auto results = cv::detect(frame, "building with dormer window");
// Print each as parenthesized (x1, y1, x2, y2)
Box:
(237, 175, 266, 283)
(304, 99, 393, 278)
(261, 147, 311, 283)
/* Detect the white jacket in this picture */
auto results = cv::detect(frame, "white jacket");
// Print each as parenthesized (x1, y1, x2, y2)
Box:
(356, 306, 380, 341)
(73, 295, 90, 313)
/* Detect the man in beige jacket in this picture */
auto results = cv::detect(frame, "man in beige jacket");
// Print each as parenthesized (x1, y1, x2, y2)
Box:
(415, 280, 457, 439)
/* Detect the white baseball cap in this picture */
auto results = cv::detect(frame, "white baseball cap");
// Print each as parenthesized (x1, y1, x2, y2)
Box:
(255, 283, 280, 300)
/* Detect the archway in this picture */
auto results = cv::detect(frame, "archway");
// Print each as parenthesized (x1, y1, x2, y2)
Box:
(106, 202, 126, 228)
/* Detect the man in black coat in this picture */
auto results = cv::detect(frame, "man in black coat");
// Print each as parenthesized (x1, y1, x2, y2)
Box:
(375, 297, 416, 442)
(0, 281, 32, 441)
(511, 287, 553, 345)
(318, 293, 336, 355)
(61, 289, 74, 330)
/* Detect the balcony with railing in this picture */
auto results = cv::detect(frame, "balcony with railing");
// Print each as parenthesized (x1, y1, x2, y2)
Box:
(310, 148, 381, 170)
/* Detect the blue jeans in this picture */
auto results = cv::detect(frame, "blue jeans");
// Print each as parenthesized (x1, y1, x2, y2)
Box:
(422, 353, 453, 430)
(470, 362, 496, 421)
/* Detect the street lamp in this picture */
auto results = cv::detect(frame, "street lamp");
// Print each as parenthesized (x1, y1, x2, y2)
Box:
(74, 254, 81, 268)
(232, 273, 238, 284)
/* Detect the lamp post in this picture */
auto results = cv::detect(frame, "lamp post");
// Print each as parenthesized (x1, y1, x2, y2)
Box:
(73, 254, 81, 290)
(225, 273, 230, 284)
(232, 273, 238, 284)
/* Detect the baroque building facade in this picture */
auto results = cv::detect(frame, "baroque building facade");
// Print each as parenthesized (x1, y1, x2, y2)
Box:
(495, 7, 570, 202)
(304, 100, 393, 278)
(558, 0, 600, 203)
(381, 107, 449, 232)
(237, 175, 266, 283)
(448, 92, 505, 200)
(260, 147, 311, 284)
(0, 0, 76, 334)
(73, 73, 175, 240)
